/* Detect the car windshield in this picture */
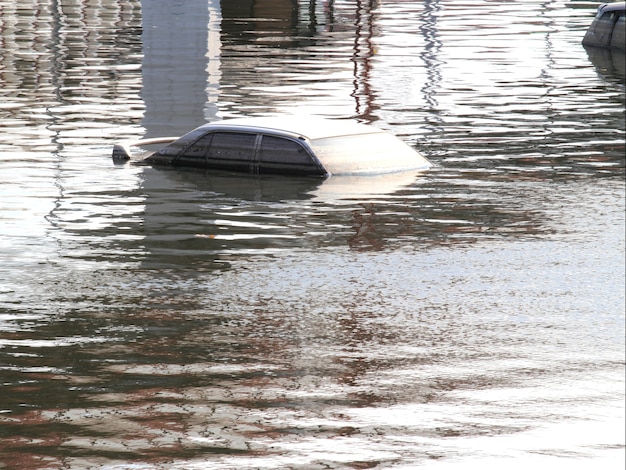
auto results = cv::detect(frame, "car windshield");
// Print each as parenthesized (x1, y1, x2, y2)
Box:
(309, 132, 424, 175)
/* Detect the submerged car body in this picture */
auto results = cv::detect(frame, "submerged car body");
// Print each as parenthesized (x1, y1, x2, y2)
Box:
(582, 2, 625, 49)
(112, 116, 432, 177)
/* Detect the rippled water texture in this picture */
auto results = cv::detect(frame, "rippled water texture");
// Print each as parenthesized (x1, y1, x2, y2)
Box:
(0, 0, 624, 469)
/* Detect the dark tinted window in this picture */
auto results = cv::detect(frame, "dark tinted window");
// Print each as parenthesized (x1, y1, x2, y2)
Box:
(592, 10, 621, 45)
(206, 132, 257, 171)
(599, 11, 617, 23)
(175, 133, 213, 166)
(259, 136, 311, 164)
(611, 14, 625, 49)
(258, 135, 322, 175)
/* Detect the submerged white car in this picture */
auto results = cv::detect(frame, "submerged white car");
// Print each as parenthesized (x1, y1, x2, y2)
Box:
(112, 116, 432, 177)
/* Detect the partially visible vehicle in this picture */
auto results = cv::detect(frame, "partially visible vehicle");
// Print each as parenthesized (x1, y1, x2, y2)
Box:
(112, 116, 432, 177)
(582, 2, 625, 49)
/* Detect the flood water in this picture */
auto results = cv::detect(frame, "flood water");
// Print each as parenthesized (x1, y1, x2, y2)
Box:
(0, 0, 624, 468)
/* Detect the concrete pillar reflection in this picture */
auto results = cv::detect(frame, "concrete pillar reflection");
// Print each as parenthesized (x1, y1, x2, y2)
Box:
(141, 0, 221, 138)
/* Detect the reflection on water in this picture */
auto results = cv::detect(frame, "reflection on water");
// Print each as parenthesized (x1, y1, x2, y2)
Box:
(141, 0, 222, 138)
(418, 0, 444, 132)
(585, 44, 626, 83)
(0, 0, 144, 151)
(0, 0, 624, 468)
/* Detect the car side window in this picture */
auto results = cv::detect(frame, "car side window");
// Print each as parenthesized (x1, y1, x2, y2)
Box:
(259, 136, 310, 163)
(206, 132, 256, 170)
(175, 133, 213, 166)
(597, 11, 617, 27)
(590, 9, 621, 45)
(258, 135, 322, 175)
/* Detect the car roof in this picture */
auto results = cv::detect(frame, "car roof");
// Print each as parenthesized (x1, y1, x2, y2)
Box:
(598, 2, 625, 13)
(197, 116, 384, 141)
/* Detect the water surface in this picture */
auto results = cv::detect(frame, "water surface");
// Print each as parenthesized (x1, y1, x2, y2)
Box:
(0, 0, 624, 468)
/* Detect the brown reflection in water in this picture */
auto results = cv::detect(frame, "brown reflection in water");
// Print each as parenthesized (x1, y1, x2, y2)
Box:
(348, 204, 385, 251)
(0, 303, 528, 468)
(132, 167, 554, 264)
(221, 0, 299, 46)
(0, 409, 66, 469)
(350, 0, 380, 123)
(252, 0, 299, 35)
(342, 185, 550, 253)
(218, 0, 384, 121)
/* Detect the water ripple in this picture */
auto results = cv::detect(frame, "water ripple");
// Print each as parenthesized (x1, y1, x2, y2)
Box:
(0, 0, 624, 468)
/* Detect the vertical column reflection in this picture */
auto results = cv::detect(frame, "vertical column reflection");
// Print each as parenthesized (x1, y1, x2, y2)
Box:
(140, 0, 222, 139)
(205, 0, 223, 123)
(351, 0, 379, 122)
(418, 0, 443, 131)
